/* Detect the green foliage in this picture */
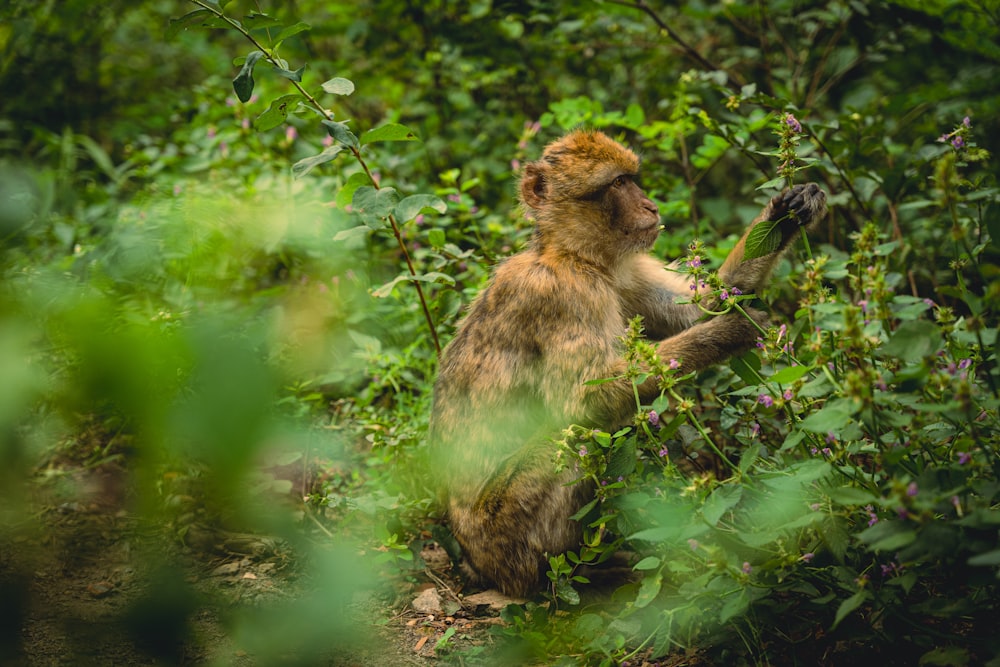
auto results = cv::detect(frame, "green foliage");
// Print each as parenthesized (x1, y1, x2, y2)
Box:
(2, 0, 1000, 664)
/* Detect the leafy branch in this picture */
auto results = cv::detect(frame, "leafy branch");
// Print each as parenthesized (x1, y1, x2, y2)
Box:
(182, 0, 444, 356)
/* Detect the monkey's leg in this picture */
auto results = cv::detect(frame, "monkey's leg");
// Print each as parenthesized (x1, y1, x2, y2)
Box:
(449, 446, 593, 598)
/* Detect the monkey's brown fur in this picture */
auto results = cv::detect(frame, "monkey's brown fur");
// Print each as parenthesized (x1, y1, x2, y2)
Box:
(430, 130, 827, 597)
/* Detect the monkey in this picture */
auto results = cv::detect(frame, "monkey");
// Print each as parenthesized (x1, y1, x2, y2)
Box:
(429, 129, 827, 598)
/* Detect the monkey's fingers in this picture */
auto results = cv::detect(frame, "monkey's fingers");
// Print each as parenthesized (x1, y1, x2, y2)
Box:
(784, 184, 826, 227)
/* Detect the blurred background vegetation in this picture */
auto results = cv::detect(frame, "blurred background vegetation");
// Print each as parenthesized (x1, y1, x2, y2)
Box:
(1, 0, 998, 664)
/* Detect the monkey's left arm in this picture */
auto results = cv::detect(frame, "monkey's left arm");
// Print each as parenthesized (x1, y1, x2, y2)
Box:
(620, 256, 705, 340)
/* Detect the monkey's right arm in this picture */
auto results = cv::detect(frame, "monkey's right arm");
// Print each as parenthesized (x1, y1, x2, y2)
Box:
(718, 183, 827, 294)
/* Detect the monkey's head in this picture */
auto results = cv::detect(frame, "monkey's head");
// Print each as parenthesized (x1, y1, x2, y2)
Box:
(520, 130, 661, 261)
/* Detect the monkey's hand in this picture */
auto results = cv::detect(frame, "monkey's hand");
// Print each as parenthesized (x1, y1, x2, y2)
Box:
(768, 183, 828, 238)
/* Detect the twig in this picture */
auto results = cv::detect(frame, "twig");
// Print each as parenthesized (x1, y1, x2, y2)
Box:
(188, 0, 442, 356)
(610, 0, 744, 93)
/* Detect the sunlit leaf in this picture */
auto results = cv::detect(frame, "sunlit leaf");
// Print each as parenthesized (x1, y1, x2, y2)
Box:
(395, 194, 446, 223)
(253, 94, 302, 132)
(291, 145, 343, 178)
(322, 77, 355, 95)
(322, 119, 359, 150)
(272, 64, 305, 82)
(361, 123, 419, 144)
(275, 22, 311, 44)
(633, 574, 661, 608)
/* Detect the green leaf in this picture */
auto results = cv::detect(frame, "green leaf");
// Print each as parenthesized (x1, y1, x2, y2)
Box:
(253, 94, 303, 132)
(825, 485, 878, 506)
(322, 119, 359, 150)
(743, 218, 783, 260)
(919, 647, 970, 667)
(569, 498, 599, 522)
(243, 12, 282, 30)
(335, 172, 374, 209)
(719, 589, 750, 624)
(880, 320, 943, 362)
(798, 399, 855, 434)
(605, 437, 637, 480)
(166, 9, 212, 39)
(322, 77, 355, 95)
(634, 574, 661, 608)
(702, 485, 742, 525)
(272, 64, 305, 82)
(352, 186, 398, 229)
(361, 123, 420, 144)
(554, 579, 580, 605)
(633, 556, 661, 571)
(395, 194, 447, 223)
(275, 22, 311, 44)
(291, 145, 343, 179)
(332, 225, 370, 243)
(857, 520, 917, 552)
(233, 51, 265, 103)
(428, 228, 446, 248)
(755, 176, 787, 191)
(371, 272, 455, 298)
(730, 351, 762, 385)
(967, 548, 1000, 566)
(769, 364, 811, 384)
(831, 590, 867, 630)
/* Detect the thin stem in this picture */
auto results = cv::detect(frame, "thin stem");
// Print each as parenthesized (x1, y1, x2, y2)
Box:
(609, 0, 744, 94)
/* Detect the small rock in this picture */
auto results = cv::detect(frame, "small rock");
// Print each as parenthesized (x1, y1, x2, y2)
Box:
(411, 587, 443, 615)
(463, 589, 525, 611)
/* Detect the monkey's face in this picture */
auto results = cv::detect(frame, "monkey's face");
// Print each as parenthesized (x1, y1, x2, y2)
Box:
(596, 173, 661, 250)
(520, 130, 662, 258)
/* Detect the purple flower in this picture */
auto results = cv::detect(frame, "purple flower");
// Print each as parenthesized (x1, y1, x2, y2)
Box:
(732, 287, 743, 296)
(687, 255, 702, 268)
(687, 539, 700, 551)
(658, 447, 669, 458)
(742, 561, 752, 574)
(958, 358, 972, 370)
(825, 432, 836, 444)
(865, 505, 878, 527)
(906, 482, 918, 497)
(783, 389, 794, 401)
(958, 452, 971, 465)
(757, 394, 774, 408)
(668, 358, 680, 370)
(952, 136, 965, 149)
(648, 410, 660, 428)
(750, 422, 761, 437)
(963, 116, 972, 128)
(720, 290, 729, 301)
(578, 445, 588, 457)
(801, 552, 815, 563)
(785, 112, 802, 134)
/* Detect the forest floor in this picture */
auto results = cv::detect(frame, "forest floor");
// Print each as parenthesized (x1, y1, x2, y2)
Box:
(0, 451, 527, 666)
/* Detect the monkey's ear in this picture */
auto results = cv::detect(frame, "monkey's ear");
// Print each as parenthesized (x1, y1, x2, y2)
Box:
(520, 163, 548, 209)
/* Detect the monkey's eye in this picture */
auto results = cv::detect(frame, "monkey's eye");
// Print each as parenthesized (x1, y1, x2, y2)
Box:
(611, 175, 627, 188)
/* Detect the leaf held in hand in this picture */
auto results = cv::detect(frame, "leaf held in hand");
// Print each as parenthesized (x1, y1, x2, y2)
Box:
(742, 218, 783, 260)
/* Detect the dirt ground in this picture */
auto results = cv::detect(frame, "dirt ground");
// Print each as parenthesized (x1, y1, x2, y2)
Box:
(0, 456, 547, 666)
